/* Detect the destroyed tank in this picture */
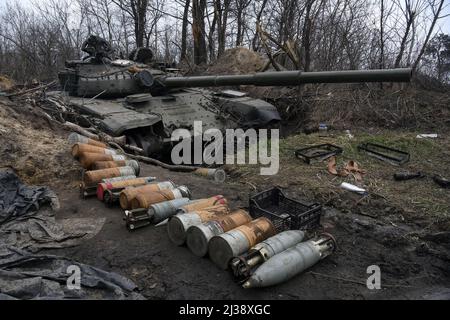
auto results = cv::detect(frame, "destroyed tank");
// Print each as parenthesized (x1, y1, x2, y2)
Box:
(55, 37, 412, 158)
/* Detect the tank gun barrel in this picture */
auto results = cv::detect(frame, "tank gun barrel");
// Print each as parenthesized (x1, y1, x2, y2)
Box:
(162, 68, 412, 88)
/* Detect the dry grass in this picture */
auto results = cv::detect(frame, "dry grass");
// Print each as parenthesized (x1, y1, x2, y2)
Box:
(231, 129, 450, 229)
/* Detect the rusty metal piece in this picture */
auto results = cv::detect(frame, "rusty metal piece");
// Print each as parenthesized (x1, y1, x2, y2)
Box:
(358, 142, 409, 165)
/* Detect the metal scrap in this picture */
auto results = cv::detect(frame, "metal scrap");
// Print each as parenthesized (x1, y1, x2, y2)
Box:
(358, 142, 409, 165)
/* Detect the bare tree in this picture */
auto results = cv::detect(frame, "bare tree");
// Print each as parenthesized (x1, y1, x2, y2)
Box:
(192, 0, 207, 64)
(413, 0, 448, 71)
(180, 0, 191, 61)
(112, 0, 149, 48)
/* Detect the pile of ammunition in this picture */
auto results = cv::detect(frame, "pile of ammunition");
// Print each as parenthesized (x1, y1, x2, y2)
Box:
(68, 132, 337, 288)
(166, 200, 336, 288)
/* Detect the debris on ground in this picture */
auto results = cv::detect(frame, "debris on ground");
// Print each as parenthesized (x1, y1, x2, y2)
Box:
(0, 169, 104, 252)
(416, 134, 438, 139)
(393, 171, 425, 181)
(0, 75, 15, 93)
(0, 246, 143, 300)
(0, 169, 58, 224)
(327, 157, 366, 181)
(358, 142, 410, 166)
(339, 182, 367, 195)
(433, 176, 450, 189)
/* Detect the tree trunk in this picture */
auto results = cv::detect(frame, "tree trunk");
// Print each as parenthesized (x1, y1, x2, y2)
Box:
(180, 0, 190, 61)
(394, 9, 414, 68)
(217, 0, 230, 57)
(301, 0, 314, 72)
(192, 0, 207, 64)
(412, 0, 445, 72)
(379, 0, 385, 69)
(251, 0, 268, 51)
(208, 3, 218, 60)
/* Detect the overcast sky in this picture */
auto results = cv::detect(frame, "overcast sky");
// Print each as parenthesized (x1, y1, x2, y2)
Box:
(0, 0, 449, 34)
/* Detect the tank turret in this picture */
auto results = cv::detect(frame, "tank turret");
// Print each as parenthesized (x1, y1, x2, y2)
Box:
(54, 37, 413, 158)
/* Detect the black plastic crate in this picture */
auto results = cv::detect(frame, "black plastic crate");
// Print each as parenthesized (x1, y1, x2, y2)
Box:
(249, 187, 322, 232)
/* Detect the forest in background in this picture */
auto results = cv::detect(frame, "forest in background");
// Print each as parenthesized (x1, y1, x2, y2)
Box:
(0, 0, 449, 84)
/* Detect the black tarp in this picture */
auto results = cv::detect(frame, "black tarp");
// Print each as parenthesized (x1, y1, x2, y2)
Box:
(0, 169, 105, 251)
(0, 169, 57, 224)
(0, 246, 144, 299)
(0, 169, 143, 299)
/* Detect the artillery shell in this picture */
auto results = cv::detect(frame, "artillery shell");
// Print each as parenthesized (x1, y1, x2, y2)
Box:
(242, 234, 336, 288)
(79, 152, 126, 169)
(131, 186, 191, 209)
(125, 198, 193, 231)
(97, 176, 156, 201)
(93, 160, 140, 175)
(177, 195, 227, 214)
(230, 230, 305, 280)
(119, 181, 176, 209)
(208, 217, 276, 270)
(148, 198, 195, 224)
(186, 209, 252, 257)
(167, 204, 230, 246)
(101, 175, 136, 184)
(194, 168, 226, 183)
(68, 132, 107, 148)
(83, 166, 136, 185)
(72, 143, 117, 158)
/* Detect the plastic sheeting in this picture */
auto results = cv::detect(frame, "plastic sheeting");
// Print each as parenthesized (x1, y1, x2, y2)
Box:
(0, 169, 105, 252)
(0, 169, 58, 224)
(0, 246, 144, 299)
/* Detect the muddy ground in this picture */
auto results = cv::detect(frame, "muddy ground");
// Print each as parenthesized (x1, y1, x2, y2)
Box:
(1, 96, 449, 300)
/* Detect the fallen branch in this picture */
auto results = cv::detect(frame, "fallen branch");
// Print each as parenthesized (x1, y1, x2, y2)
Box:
(124, 152, 199, 172)
(62, 121, 99, 139)
(7, 81, 56, 97)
